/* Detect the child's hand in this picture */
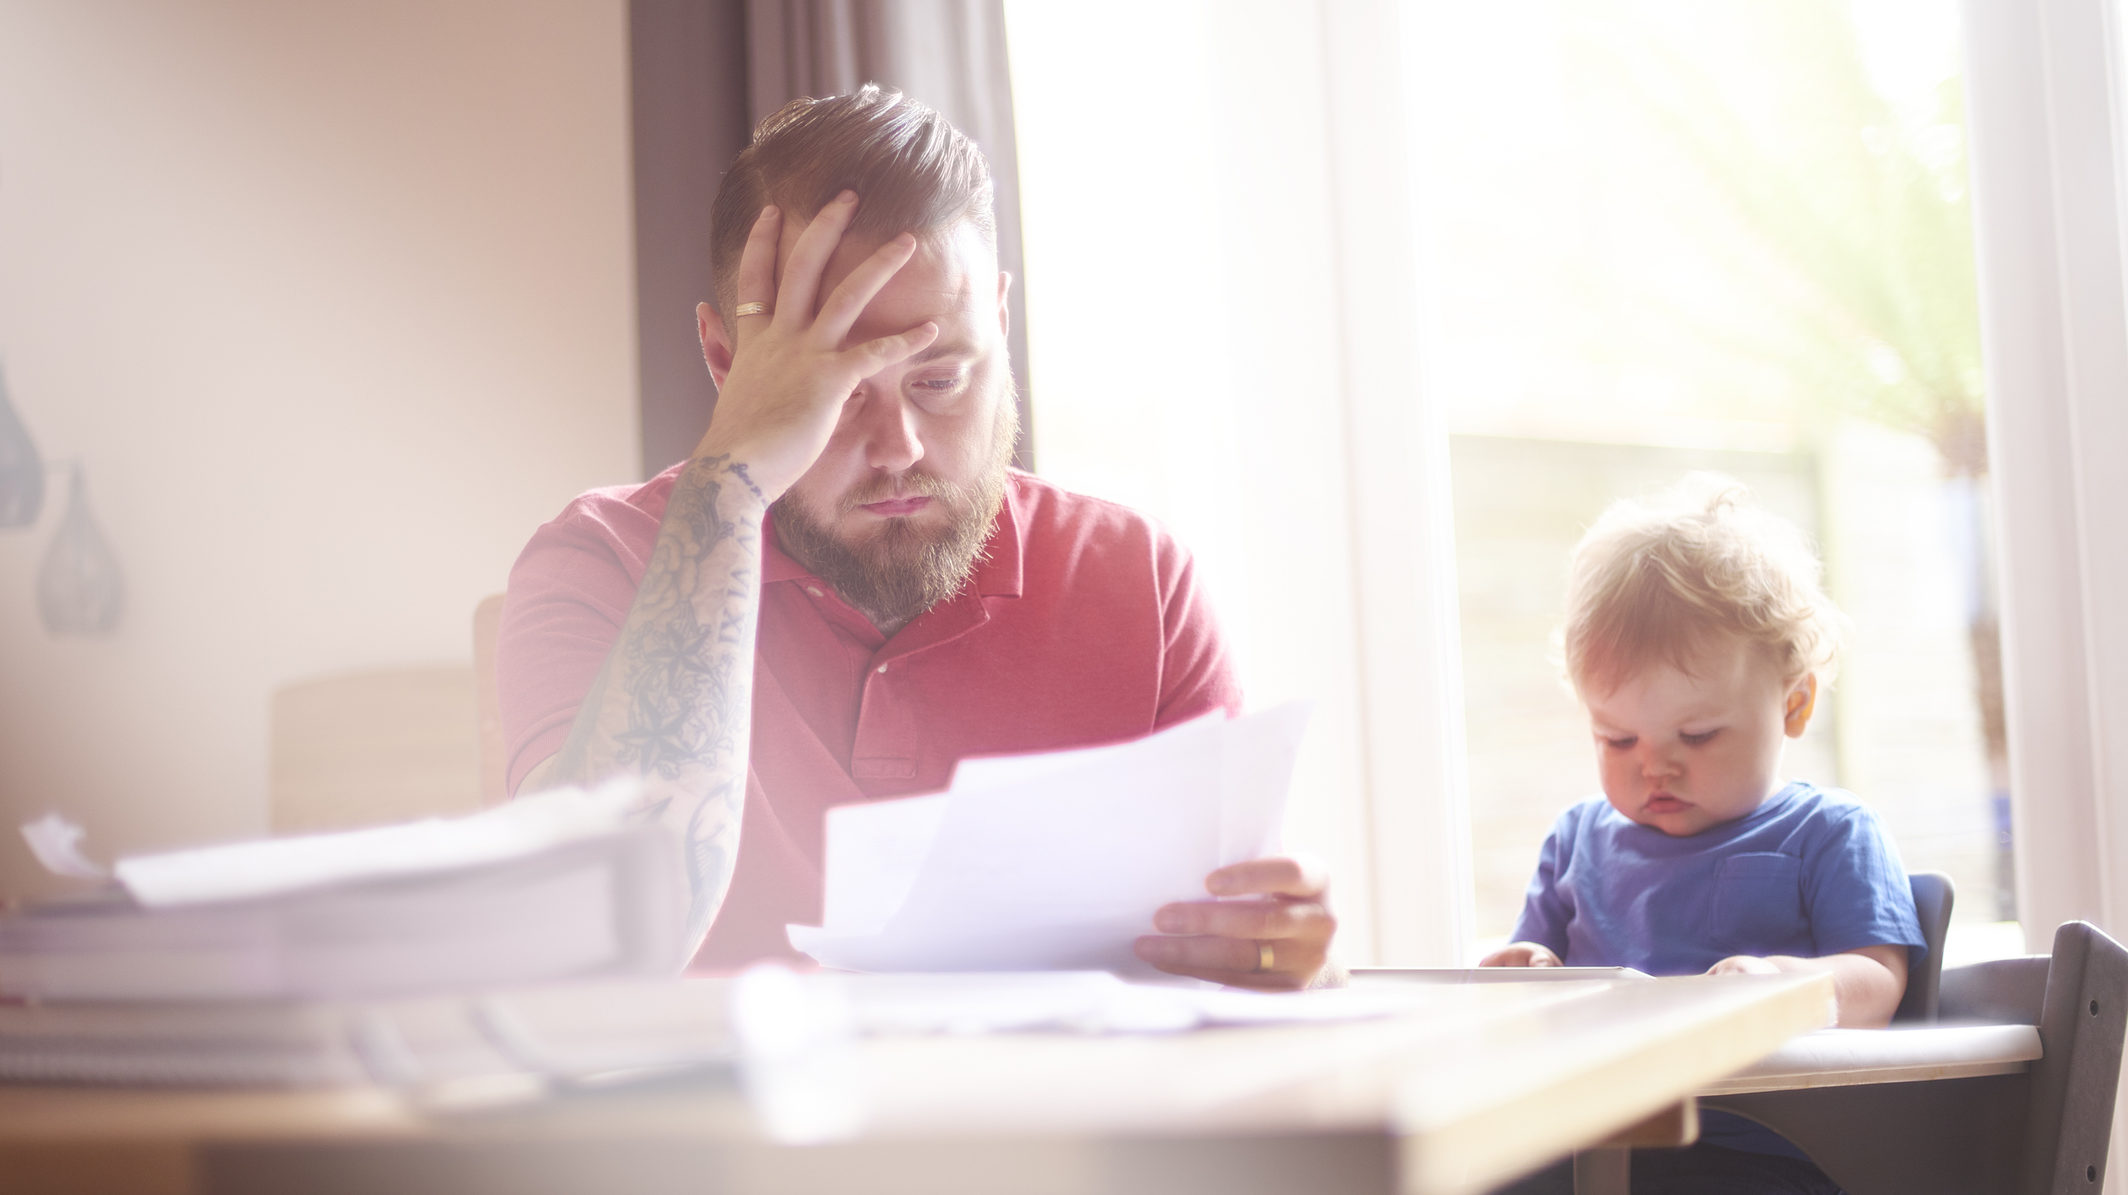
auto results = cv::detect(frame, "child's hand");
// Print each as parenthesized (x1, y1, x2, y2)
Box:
(1479, 941, 1564, 967)
(1705, 948, 1906, 1026)
(1707, 955, 1782, 976)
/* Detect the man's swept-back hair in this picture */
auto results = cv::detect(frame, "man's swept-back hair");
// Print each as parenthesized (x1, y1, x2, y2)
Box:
(709, 84, 996, 318)
(1560, 473, 1847, 696)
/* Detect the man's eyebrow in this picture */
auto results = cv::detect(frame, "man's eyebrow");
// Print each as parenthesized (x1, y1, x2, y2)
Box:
(909, 338, 978, 363)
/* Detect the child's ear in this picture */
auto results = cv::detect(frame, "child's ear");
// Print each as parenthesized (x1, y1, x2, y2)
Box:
(1783, 673, 1819, 737)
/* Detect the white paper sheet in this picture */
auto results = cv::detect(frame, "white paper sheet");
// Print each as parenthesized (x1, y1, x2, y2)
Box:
(818, 793, 949, 936)
(788, 703, 1311, 974)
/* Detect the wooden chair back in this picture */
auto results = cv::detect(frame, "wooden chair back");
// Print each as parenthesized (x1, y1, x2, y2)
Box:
(474, 592, 506, 803)
(268, 666, 482, 834)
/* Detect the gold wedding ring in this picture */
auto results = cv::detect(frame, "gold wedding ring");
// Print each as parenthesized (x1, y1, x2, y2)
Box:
(733, 301, 771, 318)
(1254, 940, 1275, 974)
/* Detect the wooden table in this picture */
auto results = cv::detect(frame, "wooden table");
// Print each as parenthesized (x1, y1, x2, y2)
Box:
(0, 971, 1834, 1195)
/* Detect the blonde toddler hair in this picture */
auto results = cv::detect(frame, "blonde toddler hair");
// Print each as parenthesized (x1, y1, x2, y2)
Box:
(1561, 473, 1847, 697)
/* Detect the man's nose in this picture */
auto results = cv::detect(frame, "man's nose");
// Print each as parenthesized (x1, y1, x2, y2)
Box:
(851, 387, 924, 473)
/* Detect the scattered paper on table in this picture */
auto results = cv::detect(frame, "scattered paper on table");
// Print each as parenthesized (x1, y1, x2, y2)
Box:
(811, 969, 1445, 1034)
(789, 703, 1311, 975)
(20, 813, 109, 880)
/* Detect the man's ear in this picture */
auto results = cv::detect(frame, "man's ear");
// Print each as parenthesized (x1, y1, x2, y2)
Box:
(698, 301, 735, 388)
(996, 270, 1013, 337)
(1783, 673, 1819, 738)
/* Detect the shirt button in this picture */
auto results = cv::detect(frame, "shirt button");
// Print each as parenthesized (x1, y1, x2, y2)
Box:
(876, 663, 890, 674)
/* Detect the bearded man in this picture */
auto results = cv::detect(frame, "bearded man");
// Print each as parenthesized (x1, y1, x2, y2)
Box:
(497, 86, 1336, 988)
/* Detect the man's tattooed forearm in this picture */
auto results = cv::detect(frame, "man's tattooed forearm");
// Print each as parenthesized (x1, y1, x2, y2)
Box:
(613, 460, 761, 781)
(681, 777, 742, 941)
(547, 453, 763, 943)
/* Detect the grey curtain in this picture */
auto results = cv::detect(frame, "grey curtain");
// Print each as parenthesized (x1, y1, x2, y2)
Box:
(631, 0, 1033, 475)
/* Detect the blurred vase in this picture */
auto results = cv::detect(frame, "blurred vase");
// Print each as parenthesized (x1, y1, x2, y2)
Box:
(0, 365, 45, 527)
(37, 470, 125, 635)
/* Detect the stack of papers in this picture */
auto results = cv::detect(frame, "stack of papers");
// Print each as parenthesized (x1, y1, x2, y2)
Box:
(788, 704, 1311, 974)
(0, 975, 734, 1090)
(0, 785, 687, 1001)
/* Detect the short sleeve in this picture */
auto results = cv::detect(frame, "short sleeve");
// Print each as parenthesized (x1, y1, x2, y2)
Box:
(1509, 815, 1577, 958)
(1153, 536, 1243, 726)
(495, 491, 664, 796)
(1801, 804, 1927, 958)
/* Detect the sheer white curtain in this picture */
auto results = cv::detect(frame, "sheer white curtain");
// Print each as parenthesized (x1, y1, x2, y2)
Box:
(1963, 0, 2128, 1183)
(1963, 0, 2128, 972)
(1004, 0, 1471, 965)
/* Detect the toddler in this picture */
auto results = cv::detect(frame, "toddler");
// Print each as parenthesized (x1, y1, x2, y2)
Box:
(1484, 474, 1925, 1194)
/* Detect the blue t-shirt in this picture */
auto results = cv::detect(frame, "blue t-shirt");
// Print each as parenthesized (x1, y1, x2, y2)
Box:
(1510, 780, 1925, 974)
(1508, 780, 1926, 1163)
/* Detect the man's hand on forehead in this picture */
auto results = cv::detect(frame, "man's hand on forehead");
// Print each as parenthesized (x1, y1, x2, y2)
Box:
(694, 191, 940, 499)
(773, 214, 925, 311)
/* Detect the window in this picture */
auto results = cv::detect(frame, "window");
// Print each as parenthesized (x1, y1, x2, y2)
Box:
(1406, 0, 2015, 957)
(1005, 0, 2018, 964)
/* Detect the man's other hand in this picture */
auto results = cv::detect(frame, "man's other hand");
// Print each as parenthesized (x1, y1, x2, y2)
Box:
(1478, 941, 1564, 968)
(1133, 857, 1336, 990)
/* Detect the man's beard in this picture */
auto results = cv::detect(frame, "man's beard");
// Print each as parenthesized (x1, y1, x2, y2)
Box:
(771, 400, 1017, 634)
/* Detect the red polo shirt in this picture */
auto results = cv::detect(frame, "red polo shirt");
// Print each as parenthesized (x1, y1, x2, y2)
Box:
(497, 466, 1242, 969)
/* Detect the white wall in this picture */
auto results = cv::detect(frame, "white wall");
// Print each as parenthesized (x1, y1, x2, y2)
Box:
(0, 1, 639, 896)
